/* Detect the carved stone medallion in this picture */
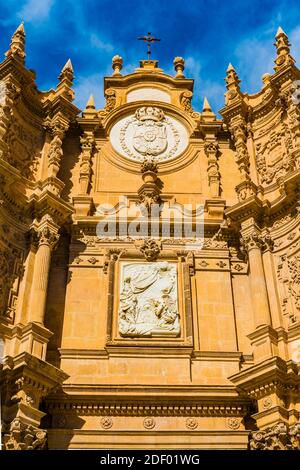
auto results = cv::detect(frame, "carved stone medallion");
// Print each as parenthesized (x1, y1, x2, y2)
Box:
(186, 418, 198, 430)
(226, 417, 240, 430)
(100, 416, 113, 429)
(143, 417, 156, 429)
(110, 106, 188, 163)
(118, 262, 180, 337)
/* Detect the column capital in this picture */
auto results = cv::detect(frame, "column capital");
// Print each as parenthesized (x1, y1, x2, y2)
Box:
(28, 226, 59, 250)
(37, 226, 59, 249)
(241, 232, 273, 252)
(250, 422, 300, 450)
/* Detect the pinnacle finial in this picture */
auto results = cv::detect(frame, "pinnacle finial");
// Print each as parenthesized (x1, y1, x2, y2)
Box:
(61, 58, 73, 73)
(5, 21, 26, 62)
(112, 55, 123, 76)
(226, 63, 235, 73)
(85, 95, 95, 110)
(201, 96, 215, 121)
(83, 94, 97, 117)
(15, 21, 25, 35)
(56, 58, 74, 101)
(224, 63, 241, 105)
(174, 57, 185, 78)
(225, 63, 240, 83)
(276, 26, 287, 38)
(274, 26, 295, 71)
(59, 58, 74, 84)
(202, 96, 212, 112)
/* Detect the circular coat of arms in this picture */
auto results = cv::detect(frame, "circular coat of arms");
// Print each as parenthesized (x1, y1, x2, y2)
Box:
(110, 106, 189, 162)
(132, 107, 167, 156)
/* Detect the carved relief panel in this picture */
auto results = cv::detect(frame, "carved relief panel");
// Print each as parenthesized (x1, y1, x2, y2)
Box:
(277, 252, 300, 325)
(118, 261, 180, 337)
(0, 244, 23, 321)
(269, 207, 300, 327)
(255, 124, 293, 185)
(107, 253, 194, 346)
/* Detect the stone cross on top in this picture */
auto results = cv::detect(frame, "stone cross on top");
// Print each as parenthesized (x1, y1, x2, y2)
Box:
(138, 32, 160, 60)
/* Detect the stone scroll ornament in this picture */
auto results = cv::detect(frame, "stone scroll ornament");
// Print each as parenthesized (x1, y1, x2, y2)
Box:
(118, 262, 180, 337)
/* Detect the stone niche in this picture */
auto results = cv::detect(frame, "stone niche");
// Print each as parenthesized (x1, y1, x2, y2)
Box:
(118, 261, 180, 338)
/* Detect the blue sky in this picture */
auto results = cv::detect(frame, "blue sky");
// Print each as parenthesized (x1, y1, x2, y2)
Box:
(0, 0, 300, 114)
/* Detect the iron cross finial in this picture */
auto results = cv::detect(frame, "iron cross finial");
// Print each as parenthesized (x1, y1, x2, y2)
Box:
(138, 32, 160, 60)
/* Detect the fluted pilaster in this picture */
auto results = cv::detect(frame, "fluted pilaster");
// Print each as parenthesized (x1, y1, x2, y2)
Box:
(241, 232, 273, 328)
(30, 227, 59, 324)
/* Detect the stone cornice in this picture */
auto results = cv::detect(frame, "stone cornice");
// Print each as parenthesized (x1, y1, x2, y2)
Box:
(229, 356, 300, 397)
(45, 401, 251, 418)
(225, 168, 300, 224)
(219, 99, 249, 122)
(1, 351, 69, 394)
(104, 72, 194, 93)
(27, 190, 74, 225)
(45, 383, 251, 417)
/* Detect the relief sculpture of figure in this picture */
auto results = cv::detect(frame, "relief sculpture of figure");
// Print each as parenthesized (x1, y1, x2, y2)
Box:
(118, 277, 138, 334)
(154, 288, 179, 330)
(118, 262, 180, 337)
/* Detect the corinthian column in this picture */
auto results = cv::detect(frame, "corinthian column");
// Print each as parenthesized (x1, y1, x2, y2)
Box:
(241, 232, 272, 328)
(30, 227, 59, 324)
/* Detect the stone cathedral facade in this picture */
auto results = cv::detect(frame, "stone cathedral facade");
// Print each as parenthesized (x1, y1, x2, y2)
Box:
(0, 23, 300, 450)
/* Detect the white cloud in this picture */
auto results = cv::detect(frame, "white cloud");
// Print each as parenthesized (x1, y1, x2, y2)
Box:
(233, 23, 300, 95)
(17, 0, 54, 23)
(185, 56, 201, 82)
(290, 25, 300, 63)
(181, 56, 223, 113)
(73, 73, 105, 110)
(73, 62, 147, 111)
(90, 33, 113, 53)
(234, 36, 274, 93)
(121, 62, 139, 75)
(200, 79, 225, 114)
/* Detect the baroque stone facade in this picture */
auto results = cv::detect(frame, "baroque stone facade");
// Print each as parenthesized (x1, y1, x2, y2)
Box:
(0, 24, 300, 450)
